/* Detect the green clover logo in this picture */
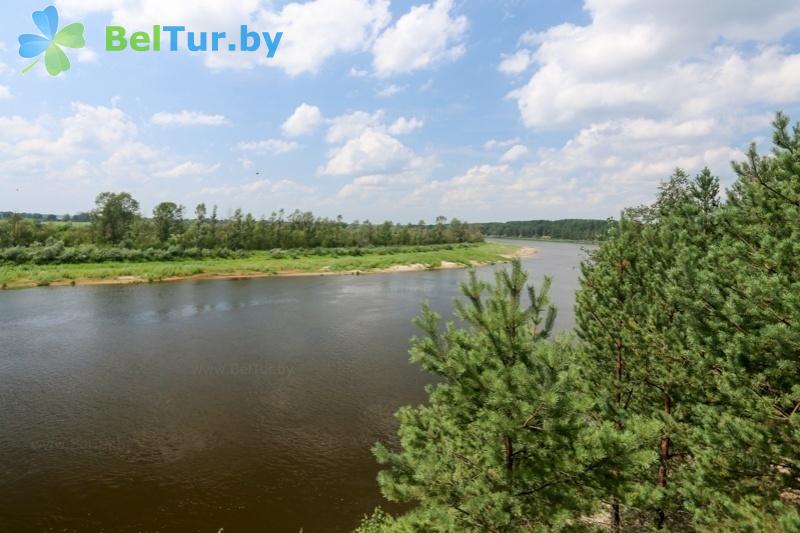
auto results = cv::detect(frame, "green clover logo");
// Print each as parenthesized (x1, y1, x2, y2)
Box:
(18, 5, 85, 76)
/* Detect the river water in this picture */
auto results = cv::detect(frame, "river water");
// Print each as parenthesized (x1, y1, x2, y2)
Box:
(0, 240, 592, 532)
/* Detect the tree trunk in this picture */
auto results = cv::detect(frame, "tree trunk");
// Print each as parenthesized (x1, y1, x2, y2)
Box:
(504, 435, 513, 472)
(612, 499, 621, 533)
(656, 394, 672, 529)
(612, 339, 624, 533)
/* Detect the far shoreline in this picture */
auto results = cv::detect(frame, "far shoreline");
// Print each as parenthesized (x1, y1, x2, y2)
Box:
(488, 235, 601, 245)
(1, 244, 538, 291)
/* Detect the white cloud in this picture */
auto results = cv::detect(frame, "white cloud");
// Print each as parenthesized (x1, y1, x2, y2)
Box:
(157, 161, 221, 178)
(484, 138, 520, 150)
(508, 1, 800, 128)
(388, 116, 424, 135)
(236, 139, 300, 155)
(337, 171, 425, 199)
(372, 0, 468, 76)
(61, 102, 138, 149)
(413, 116, 745, 217)
(0, 101, 328, 216)
(77, 48, 98, 63)
(0, 117, 47, 141)
(199, 178, 316, 196)
(59, 0, 391, 76)
(324, 110, 423, 142)
(500, 144, 529, 162)
(326, 110, 385, 143)
(377, 84, 407, 97)
(0, 86, 11, 100)
(151, 111, 228, 126)
(0, 103, 230, 213)
(498, 49, 532, 75)
(283, 103, 323, 137)
(321, 128, 423, 176)
(349, 67, 370, 77)
(262, 0, 391, 76)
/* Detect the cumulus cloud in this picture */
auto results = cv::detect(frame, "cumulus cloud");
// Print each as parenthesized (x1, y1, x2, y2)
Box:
(0, 116, 47, 141)
(320, 111, 432, 202)
(484, 138, 521, 150)
(60, 0, 391, 76)
(261, 0, 391, 76)
(0, 102, 222, 212)
(334, 112, 752, 219)
(0, 86, 11, 100)
(157, 161, 221, 178)
(193, 179, 318, 214)
(151, 111, 228, 126)
(498, 49, 532, 75)
(236, 139, 300, 155)
(377, 84, 406, 97)
(326, 110, 385, 144)
(199, 178, 316, 197)
(507, 0, 800, 128)
(77, 48, 98, 63)
(337, 171, 426, 199)
(411, 116, 747, 218)
(321, 128, 422, 176)
(372, 0, 468, 76)
(283, 104, 324, 137)
(324, 110, 423, 142)
(500, 144, 529, 162)
(388, 116, 424, 135)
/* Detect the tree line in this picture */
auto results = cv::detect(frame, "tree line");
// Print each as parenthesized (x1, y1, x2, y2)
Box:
(359, 113, 799, 532)
(0, 194, 483, 260)
(0, 211, 91, 222)
(481, 219, 609, 241)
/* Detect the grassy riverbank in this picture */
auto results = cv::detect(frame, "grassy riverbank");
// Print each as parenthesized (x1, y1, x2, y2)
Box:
(0, 242, 527, 289)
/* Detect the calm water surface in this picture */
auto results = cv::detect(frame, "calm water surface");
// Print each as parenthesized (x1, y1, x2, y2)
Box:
(0, 240, 592, 532)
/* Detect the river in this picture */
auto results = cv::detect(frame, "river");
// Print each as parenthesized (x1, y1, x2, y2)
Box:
(0, 240, 593, 532)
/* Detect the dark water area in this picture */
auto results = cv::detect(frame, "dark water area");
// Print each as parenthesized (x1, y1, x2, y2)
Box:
(0, 240, 592, 532)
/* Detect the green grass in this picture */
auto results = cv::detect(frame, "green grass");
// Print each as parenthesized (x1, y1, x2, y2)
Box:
(0, 242, 517, 289)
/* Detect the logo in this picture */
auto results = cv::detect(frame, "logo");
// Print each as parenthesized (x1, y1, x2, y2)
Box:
(105, 26, 282, 57)
(18, 6, 85, 77)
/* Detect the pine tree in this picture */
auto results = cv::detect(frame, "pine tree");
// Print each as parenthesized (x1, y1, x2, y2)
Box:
(677, 113, 800, 530)
(576, 168, 728, 530)
(361, 261, 636, 532)
(575, 212, 667, 530)
(359, 113, 799, 532)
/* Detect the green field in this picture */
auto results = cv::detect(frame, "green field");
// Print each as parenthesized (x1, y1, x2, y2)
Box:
(0, 242, 519, 289)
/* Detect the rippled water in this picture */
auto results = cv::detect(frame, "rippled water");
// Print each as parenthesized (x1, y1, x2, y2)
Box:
(0, 240, 592, 532)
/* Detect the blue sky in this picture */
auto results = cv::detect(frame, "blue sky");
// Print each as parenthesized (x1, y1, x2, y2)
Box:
(1, 0, 800, 222)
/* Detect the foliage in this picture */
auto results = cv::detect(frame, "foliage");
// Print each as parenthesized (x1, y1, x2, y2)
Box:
(0, 242, 512, 289)
(0, 241, 485, 267)
(91, 192, 140, 244)
(0, 195, 483, 253)
(481, 219, 610, 242)
(573, 114, 800, 530)
(366, 260, 654, 531)
(364, 113, 799, 532)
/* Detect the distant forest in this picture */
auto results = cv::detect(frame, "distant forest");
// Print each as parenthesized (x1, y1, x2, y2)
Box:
(0, 193, 486, 264)
(480, 219, 609, 241)
(0, 211, 91, 222)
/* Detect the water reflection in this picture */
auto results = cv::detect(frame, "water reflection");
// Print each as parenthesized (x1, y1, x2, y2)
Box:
(0, 240, 591, 532)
